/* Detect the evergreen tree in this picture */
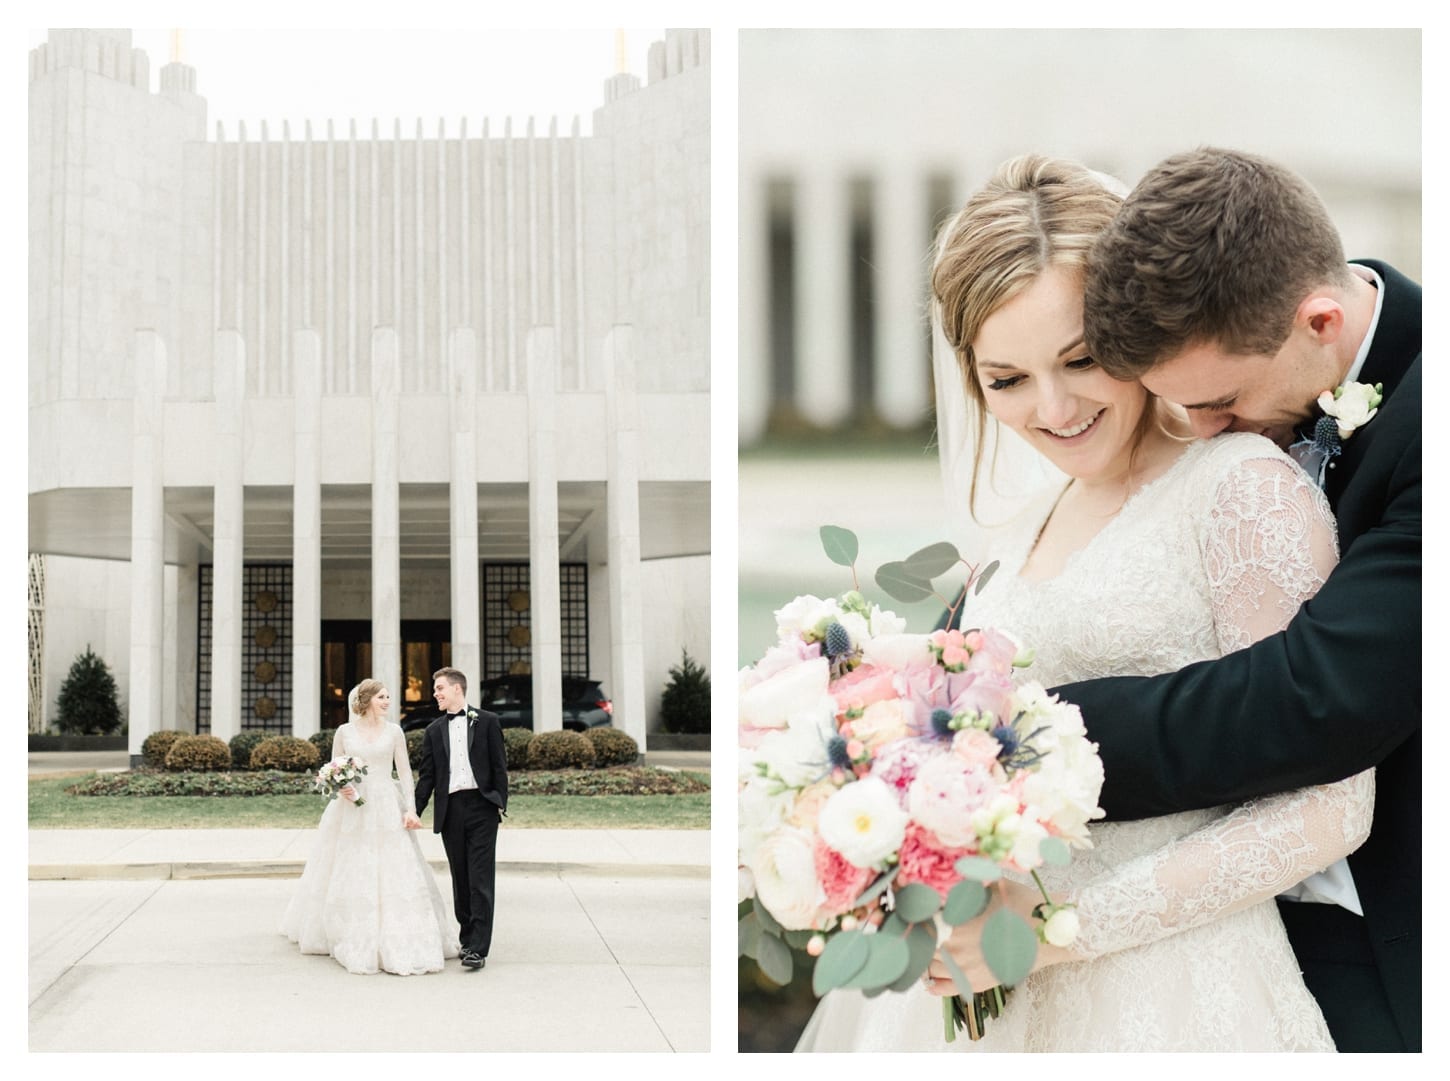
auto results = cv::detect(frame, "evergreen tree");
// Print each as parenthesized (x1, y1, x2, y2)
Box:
(659, 649, 710, 734)
(55, 646, 123, 735)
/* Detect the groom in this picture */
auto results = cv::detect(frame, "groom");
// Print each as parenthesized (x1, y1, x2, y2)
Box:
(1062, 148, 1420, 1051)
(413, 666, 509, 970)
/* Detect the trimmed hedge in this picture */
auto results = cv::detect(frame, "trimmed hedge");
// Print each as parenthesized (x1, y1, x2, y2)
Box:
(584, 726, 639, 767)
(525, 730, 597, 770)
(164, 735, 232, 772)
(502, 727, 533, 770)
(140, 730, 187, 769)
(308, 729, 337, 766)
(250, 736, 319, 773)
(406, 729, 426, 771)
(228, 732, 265, 771)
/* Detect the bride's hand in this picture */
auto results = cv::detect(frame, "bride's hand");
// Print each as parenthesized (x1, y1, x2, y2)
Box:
(340, 784, 358, 803)
(402, 811, 422, 830)
(922, 878, 1075, 996)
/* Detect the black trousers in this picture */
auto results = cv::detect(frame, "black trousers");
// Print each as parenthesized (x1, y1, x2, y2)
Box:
(1277, 899, 1407, 1052)
(440, 788, 500, 957)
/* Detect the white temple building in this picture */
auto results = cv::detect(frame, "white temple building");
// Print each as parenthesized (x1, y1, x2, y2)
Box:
(27, 29, 711, 760)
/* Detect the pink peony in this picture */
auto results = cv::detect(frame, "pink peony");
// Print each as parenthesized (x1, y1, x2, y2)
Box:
(908, 755, 1000, 847)
(829, 664, 900, 713)
(967, 628, 1020, 677)
(896, 822, 972, 899)
(815, 837, 878, 915)
(868, 738, 937, 809)
(902, 665, 1014, 732)
(754, 635, 824, 680)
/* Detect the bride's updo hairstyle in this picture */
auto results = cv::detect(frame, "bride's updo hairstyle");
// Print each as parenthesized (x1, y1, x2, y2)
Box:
(932, 155, 1149, 518)
(350, 678, 386, 717)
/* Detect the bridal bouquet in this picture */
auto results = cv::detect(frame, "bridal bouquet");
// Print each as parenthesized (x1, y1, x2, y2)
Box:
(738, 527, 1104, 1041)
(315, 755, 369, 807)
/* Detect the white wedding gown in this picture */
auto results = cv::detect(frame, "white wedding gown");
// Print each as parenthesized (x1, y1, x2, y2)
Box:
(796, 434, 1374, 1052)
(282, 721, 459, 974)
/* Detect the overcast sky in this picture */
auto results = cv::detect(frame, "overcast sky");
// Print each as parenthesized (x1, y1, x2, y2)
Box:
(26, 27, 666, 137)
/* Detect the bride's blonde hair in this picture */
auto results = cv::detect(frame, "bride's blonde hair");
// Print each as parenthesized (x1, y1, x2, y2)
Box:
(932, 155, 1150, 519)
(349, 678, 387, 717)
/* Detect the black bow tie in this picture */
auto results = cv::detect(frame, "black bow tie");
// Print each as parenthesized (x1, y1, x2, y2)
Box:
(447, 710, 468, 719)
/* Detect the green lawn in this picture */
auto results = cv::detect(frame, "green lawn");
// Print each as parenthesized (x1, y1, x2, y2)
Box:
(28, 772, 711, 830)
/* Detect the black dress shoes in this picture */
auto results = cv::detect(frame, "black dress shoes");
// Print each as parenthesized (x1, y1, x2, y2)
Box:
(461, 949, 484, 969)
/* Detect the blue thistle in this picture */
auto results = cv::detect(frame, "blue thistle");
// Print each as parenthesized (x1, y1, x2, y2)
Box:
(991, 723, 1020, 759)
(826, 734, 853, 770)
(823, 621, 853, 659)
(930, 708, 955, 738)
(1312, 415, 1343, 459)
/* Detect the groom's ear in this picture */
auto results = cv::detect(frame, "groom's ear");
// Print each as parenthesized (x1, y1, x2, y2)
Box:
(1297, 293, 1345, 345)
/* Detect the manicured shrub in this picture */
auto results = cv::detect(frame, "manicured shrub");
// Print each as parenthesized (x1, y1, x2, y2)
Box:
(525, 730, 597, 771)
(164, 735, 232, 772)
(406, 729, 426, 771)
(502, 727, 534, 770)
(584, 726, 639, 767)
(659, 650, 710, 734)
(55, 646, 123, 735)
(229, 732, 265, 770)
(308, 729, 337, 766)
(141, 729, 188, 769)
(250, 735, 319, 773)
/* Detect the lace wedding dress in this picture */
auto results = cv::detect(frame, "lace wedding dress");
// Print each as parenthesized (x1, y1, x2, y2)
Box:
(796, 433, 1374, 1052)
(282, 721, 459, 974)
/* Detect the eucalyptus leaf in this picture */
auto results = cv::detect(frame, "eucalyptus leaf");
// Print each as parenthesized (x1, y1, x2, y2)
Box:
(953, 856, 1003, 883)
(943, 879, 989, 925)
(820, 525, 859, 568)
(875, 562, 935, 604)
(981, 909, 1038, 987)
(757, 930, 795, 987)
(783, 929, 818, 949)
(892, 882, 944, 924)
(880, 912, 910, 939)
(903, 541, 960, 579)
(738, 912, 761, 958)
(843, 933, 911, 991)
(753, 899, 783, 937)
(973, 559, 1001, 595)
(889, 923, 941, 992)
(1039, 836, 1071, 867)
(812, 930, 871, 996)
(851, 867, 898, 908)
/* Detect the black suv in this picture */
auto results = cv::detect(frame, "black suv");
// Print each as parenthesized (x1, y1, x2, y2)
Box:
(400, 676, 613, 733)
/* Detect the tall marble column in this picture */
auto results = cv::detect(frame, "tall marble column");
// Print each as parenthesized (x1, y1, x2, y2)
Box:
(371, 328, 401, 721)
(210, 330, 245, 742)
(795, 168, 852, 427)
(448, 329, 482, 690)
(603, 326, 647, 749)
(292, 330, 322, 735)
(876, 165, 931, 427)
(526, 328, 562, 732)
(128, 330, 167, 766)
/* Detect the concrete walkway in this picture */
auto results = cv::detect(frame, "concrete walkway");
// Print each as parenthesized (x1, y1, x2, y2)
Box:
(28, 827, 709, 1052)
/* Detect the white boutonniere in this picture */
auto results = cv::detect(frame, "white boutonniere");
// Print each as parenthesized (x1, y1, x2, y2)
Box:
(1316, 380, 1384, 440)
(466, 708, 478, 725)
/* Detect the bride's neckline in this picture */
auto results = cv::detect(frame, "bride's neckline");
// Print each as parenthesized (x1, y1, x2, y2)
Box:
(1014, 438, 1201, 587)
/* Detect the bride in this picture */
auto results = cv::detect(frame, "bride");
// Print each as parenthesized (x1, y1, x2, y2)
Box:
(795, 156, 1372, 1051)
(282, 678, 458, 974)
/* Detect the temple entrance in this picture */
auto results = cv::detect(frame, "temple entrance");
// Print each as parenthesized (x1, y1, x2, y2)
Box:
(320, 619, 451, 730)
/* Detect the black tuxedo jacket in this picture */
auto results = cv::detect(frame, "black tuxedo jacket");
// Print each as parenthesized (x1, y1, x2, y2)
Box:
(1054, 260, 1421, 1048)
(414, 708, 510, 833)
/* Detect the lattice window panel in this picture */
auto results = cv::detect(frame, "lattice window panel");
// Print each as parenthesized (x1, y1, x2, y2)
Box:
(28, 554, 45, 733)
(481, 562, 589, 680)
(198, 563, 293, 734)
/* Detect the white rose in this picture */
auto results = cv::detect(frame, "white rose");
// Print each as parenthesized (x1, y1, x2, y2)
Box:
(852, 698, 912, 750)
(861, 633, 933, 670)
(751, 704, 836, 789)
(737, 774, 795, 868)
(739, 656, 831, 731)
(818, 777, 910, 868)
(836, 610, 871, 649)
(1041, 907, 1080, 948)
(739, 865, 756, 903)
(1008, 815, 1049, 869)
(1318, 383, 1381, 439)
(868, 605, 907, 638)
(748, 826, 826, 930)
(774, 595, 841, 641)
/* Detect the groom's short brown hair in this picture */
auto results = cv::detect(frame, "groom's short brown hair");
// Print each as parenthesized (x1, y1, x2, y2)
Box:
(1083, 147, 1355, 379)
(433, 666, 468, 694)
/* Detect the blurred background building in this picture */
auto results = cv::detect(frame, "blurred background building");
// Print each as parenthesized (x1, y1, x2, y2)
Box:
(737, 27, 1421, 668)
(28, 28, 710, 759)
(737, 27, 1421, 1052)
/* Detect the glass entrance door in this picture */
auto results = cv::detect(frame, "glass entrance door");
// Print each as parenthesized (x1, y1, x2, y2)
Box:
(321, 619, 451, 730)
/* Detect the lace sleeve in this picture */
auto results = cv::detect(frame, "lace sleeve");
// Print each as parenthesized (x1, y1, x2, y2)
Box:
(1202, 452, 1339, 654)
(331, 725, 344, 761)
(1065, 446, 1373, 961)
(392, 725, 415, 813)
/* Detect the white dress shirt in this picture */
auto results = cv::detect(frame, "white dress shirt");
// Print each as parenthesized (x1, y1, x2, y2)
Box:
(447, 712, 479, 794)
